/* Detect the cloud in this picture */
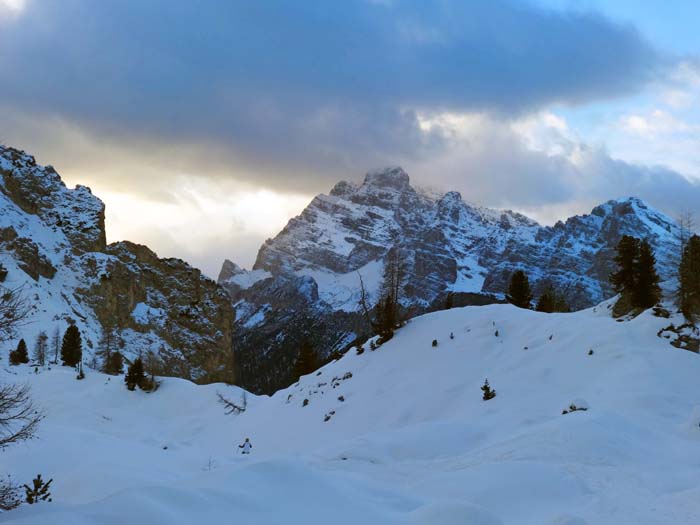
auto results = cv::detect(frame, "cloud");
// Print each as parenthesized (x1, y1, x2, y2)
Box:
(0, 0, 663, 192)
(1, 0, 693, 273)
(407, 111, 700, 225)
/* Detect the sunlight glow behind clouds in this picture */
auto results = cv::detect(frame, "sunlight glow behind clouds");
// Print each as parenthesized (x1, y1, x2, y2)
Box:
(94, 184, 311, 277)
(0, 0, 25, 12)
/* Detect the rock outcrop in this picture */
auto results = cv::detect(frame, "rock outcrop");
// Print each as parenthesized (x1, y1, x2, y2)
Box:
(0, 145, 235, 383)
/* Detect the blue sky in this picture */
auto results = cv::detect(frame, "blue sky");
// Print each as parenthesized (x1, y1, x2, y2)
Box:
(536, 0, 700, 54)
(1, 0, 699, 275)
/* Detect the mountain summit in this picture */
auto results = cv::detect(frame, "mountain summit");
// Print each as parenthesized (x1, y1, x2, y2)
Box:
(220, 167, 680, 393)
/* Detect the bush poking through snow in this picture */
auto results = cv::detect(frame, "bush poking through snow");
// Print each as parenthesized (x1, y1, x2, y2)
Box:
(217, 391, 247, 415)
(481, 379, 496, 401)
(23, 474, 52, 504)
(562, 400, 589, 415)
(0, 476, 20, 511)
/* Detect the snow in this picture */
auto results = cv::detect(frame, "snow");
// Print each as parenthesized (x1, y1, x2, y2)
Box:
(131, 303, 166, 326)
(297, 259, 384, 311)
(3, 301, 700, 523)
(224, 268, 271, 290)
(242, 305, 269, 328)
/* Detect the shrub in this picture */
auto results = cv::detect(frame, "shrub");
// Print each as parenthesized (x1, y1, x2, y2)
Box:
(23, 475, 52, 504)
(481, 379, 496, 401)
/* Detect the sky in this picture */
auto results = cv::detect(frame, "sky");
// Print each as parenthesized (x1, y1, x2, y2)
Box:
(1, 0, 700, 277)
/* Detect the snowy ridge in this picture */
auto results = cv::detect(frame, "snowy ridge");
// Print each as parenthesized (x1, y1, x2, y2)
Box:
(4, 302, 700, 523)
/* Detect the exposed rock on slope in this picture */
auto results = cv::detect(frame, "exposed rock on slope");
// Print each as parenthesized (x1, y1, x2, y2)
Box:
(222, 167, 680, 393)
(0, 145, 235, 382)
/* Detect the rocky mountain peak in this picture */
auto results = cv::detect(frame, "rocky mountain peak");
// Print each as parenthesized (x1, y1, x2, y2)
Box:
(0, 143, 236, 384)
(221, 168, 681, 393)
(218, 259, 245, 282)
(0, 144, 107, 253)
(361, 166, 411, 192)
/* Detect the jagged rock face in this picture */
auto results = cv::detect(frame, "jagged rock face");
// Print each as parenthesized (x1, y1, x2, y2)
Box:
(0, 145, 235, 383)
(222, 167, 680, 394)
(0, 147, 106, 253)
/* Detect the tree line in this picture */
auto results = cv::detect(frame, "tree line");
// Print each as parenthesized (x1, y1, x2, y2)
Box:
(506, 229, 700, 319)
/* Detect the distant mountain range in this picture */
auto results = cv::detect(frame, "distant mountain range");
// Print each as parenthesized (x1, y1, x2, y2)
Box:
(220, 166, 681, 393)
(0, 145, 682, 394)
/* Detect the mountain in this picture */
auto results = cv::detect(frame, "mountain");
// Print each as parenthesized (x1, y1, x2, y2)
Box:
(5, 301, 700, 524)
(0, 145, 236, 382)
(221, 167, 680, 393)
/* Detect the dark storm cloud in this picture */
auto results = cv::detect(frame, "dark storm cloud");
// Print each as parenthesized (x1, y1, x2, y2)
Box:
(0, 0, 663, 190)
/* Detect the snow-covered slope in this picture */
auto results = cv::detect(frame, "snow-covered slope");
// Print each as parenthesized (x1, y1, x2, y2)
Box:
(221, 167, 680, 393)
(0, 145, 235, 381)
(3, 303, 700, 524)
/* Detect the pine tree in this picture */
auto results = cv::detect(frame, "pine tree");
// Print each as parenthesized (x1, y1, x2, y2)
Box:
(535, 287, 555, 313)
(293, 339, 317, 380)
(97, 325, 119, 374)
(60, 325, 82, 367)
(9, 339, 29, 365)
(554, 295, 571, 313)
(125, 357, 146, 391)
(51, 327, 60, 364)
(536, 286, 571, 313)
(506, 270, 532, 309)
(373, 243, 406, 336)
(481, 379, 496, 401)
(106, 351, 124, 375)
(634, 239, 661, 308)
(679, 234, 700, 317)
(610, 235, 640, 295)
(23, 475, 52, 504)
(33, 332, 48, 367)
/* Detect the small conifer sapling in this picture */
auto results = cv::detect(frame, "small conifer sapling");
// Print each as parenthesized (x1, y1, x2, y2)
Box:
(481, 379, 496, 401)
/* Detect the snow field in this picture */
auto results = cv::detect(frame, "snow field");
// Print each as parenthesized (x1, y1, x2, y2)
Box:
(3, 302, 700, 524)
